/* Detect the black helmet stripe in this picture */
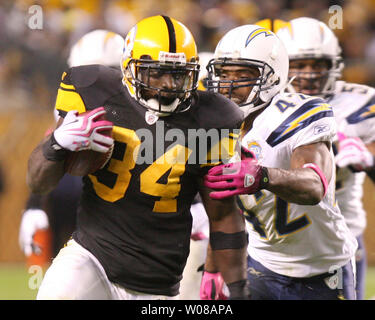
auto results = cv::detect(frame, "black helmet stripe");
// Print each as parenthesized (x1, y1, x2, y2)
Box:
(161, 15, 176, 53)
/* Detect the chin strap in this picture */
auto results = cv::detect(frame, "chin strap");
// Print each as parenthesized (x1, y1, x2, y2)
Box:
(280, 76, 296, 95)
(242, 100, 269, 117)
(242, 77, 290, 118)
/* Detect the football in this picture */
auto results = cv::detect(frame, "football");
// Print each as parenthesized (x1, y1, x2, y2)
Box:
(63, 111, 113, 176)
(64, 144, 113, 176)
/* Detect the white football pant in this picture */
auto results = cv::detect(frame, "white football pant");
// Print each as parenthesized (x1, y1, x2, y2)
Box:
(179, 238, 208, 299)
(37, 239, 178, 300)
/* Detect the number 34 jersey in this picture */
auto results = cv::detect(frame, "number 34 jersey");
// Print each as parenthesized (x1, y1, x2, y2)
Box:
(54, 65, 242, 296)
(238, 92, 357, 278)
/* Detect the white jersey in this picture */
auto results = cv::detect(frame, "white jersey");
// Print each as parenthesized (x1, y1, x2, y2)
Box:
(239, 92, 357, 278)
(329, 80, 375, 237)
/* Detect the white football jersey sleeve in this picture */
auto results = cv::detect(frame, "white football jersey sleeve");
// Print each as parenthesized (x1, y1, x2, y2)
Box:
(329, 80, 375, 237)
(239, 92, 357, 278)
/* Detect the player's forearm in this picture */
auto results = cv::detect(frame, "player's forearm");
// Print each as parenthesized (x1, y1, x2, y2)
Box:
(199, 178, 248, 285)
(209, 211, 247, 284)
(204, 225, 247, 283)
(205, 232, 247, 283)
(203, 243, 217, 273)
(265, 167, 325, 205)
(27, 139, 65, 194)
(363, 141, 375, 182)
(25, 192, 47, 210)
(211, 248, 247, 284)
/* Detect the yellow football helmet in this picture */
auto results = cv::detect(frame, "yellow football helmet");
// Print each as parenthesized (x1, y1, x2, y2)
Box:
(121, 15, 200, 116)
(255, 19, 290, 33)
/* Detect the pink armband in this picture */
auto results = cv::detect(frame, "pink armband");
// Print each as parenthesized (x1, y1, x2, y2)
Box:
(303, 163, 328, 197)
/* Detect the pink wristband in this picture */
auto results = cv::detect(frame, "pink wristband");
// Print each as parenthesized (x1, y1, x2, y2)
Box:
(303, 163, 328, 197)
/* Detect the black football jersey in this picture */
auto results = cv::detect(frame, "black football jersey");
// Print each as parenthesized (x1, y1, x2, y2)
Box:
(55, 64, 243, 296)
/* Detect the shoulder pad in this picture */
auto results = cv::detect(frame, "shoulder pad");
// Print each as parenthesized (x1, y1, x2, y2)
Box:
(266, 95, 333, 147)
(194, 91, 243, 129)
(346, 94, 375, 124)
(338, 81, 374, 94)
(276, 92, 324, 104)
(56, 65, 123, 115)
(69, 64, 122, 89)
(68, 65, 123, 110)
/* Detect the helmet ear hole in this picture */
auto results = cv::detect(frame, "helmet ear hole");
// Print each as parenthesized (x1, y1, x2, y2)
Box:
(140, 55, 152, 60)
(190, 56, 198, 64)
(124, 68, 132, 79)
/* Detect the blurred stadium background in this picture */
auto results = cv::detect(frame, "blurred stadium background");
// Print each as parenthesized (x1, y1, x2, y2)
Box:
(1, 0, 375, 299)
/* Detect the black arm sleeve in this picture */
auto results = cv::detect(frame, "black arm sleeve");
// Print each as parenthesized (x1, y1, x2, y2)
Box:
(25, 193, 46, 210)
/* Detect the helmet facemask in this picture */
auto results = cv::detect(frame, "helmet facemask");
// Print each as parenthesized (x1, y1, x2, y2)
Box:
(207, 57, 278, 115)
(287, 56, 343, 98)
(275, 17, 345, 99)
(124, 55, 200, 116)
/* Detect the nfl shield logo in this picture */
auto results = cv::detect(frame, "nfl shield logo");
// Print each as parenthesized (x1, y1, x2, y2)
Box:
(145, 111, 158, 125)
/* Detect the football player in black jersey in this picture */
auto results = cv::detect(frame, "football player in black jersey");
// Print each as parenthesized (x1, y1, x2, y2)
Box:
(27, 16, 248, 299)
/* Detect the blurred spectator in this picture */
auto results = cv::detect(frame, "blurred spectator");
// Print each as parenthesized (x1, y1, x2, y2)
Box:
(0, 0, 374, 113)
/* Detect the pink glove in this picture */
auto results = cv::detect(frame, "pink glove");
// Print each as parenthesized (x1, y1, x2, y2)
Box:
(335, 132, 374, 171)
(191, 232, 207, 241)
(204, 156, 269, 200)
(200, 271, 228, 300)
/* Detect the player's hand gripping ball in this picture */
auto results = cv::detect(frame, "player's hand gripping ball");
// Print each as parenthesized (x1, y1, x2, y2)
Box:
(55, 107, 114, 176)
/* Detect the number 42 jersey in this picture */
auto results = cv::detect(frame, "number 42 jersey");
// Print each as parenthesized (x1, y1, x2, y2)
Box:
(238, 92, 357, 278)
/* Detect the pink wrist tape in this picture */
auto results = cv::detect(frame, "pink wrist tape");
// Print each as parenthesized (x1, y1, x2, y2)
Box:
(303, 163, 328, 197)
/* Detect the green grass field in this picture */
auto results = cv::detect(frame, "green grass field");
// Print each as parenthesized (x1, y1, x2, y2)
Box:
(1, 263, 375, 300)
(0, 264, 39, 300)
(365, 267, 375, 299)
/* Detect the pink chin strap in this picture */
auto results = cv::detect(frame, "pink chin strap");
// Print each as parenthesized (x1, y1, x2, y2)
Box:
(303, 163, 328, 198)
